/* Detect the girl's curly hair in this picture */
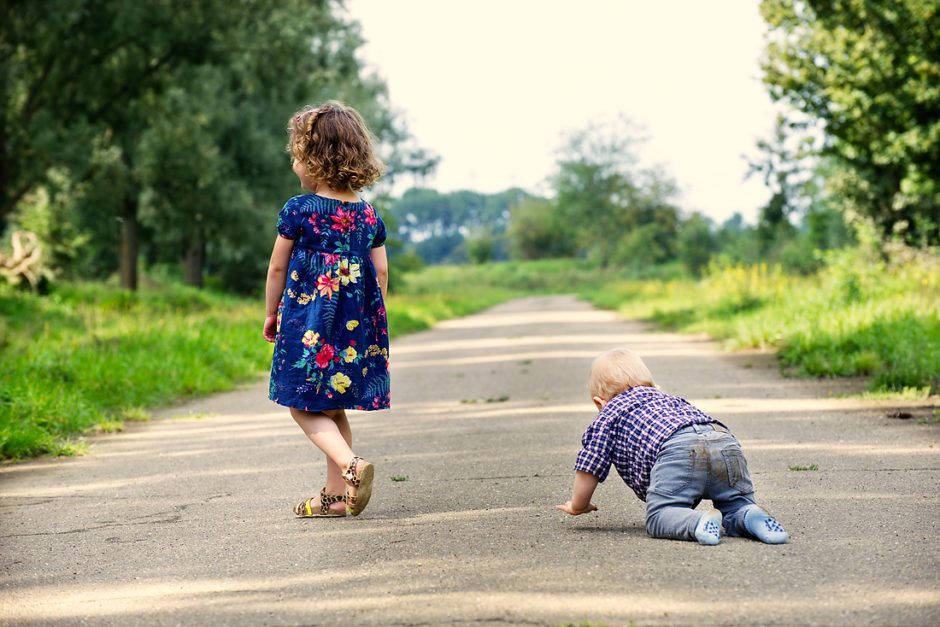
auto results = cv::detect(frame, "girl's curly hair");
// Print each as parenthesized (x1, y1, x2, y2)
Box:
(287, 101, 384, 191)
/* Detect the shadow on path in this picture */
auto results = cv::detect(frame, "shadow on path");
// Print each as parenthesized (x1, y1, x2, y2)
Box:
(1, 295, 938, 626)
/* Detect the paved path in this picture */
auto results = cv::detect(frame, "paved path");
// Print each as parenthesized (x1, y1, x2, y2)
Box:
(2, 295, 938, 626)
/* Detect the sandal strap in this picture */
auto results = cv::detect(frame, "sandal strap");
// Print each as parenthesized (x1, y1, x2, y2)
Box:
(342, 456, 364, 487)
(318, 488, 345, 514)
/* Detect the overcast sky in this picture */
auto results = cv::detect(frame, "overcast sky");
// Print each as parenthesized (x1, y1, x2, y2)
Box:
(344, 0, 776, 224)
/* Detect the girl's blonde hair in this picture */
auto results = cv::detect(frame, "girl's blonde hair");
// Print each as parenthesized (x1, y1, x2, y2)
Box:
(287, 101, 384, 191)
(588, 347, 656, 400)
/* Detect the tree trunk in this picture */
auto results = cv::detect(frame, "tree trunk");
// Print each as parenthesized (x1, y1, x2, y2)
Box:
(119, 195, 138, 291)
(184, 236, 204, 288)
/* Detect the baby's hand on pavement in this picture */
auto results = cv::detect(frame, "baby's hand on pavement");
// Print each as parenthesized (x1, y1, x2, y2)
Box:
(555, 501, 598, 515)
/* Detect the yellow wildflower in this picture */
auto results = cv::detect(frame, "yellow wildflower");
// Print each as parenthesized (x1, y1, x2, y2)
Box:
(346, 320, 359, 331)
(342, 346, 357, 363)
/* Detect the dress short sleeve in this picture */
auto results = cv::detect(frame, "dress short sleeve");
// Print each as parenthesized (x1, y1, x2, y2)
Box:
(371, 214, 387, 248)
(276, 197, 300, 240)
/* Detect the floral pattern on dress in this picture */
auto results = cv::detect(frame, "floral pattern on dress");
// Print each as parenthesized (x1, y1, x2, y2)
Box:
(269, 194, 390, 412)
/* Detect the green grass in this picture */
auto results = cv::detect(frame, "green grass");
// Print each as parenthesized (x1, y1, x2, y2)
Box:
(788, 464, 819, 471)
(0, 280, 268, 460)
(3, 247, 936, 461)
(917, 410, 940, 425)
(577, 247, 939, 396)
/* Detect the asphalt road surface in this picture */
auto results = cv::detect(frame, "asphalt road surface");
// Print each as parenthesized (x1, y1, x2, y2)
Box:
(2, 295, 938, 626)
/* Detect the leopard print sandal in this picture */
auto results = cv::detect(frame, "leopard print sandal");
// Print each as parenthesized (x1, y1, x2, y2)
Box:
(343, 456, 374, 516)
(293, 488, 346, 518)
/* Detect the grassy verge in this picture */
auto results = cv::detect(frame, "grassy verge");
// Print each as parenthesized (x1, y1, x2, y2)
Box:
(0, 262, 560, 461)
(4, 249, 936, 461)
(577, 246, 939, 396)
(0, 281, 268, 460)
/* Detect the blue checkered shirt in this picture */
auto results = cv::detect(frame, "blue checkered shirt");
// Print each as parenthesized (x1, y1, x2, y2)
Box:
(574, 386, 719, 502)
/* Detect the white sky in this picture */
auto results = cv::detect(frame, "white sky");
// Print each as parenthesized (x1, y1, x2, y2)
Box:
(344, 0, 776, 224)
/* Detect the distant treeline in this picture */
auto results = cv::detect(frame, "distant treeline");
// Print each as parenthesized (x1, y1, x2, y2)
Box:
(388, 182, 852, 278)
(1, 0, 937, 295)
(387, 115, 855, 277)
(392, 0, 939, 275)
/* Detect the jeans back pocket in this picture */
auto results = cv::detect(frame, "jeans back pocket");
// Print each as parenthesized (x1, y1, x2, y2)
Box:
(720, 445, 754, 494)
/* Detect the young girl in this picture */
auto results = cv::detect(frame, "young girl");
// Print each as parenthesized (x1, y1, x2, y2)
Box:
(263, 101, 390, 518)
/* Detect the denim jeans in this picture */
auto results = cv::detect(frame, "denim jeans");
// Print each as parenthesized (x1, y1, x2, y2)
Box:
(645, 423, 757, 541)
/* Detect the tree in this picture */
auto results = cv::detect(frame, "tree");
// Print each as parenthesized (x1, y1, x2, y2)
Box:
(713, 213, 760, 265)
(678, 213, 717, 276)
(760, 0, 940, 245)
(1, 0, 248, 287)
(138, 1, 398, 289)
(466, 229, 496, 264)
(390, 147, 442, 188)
(2, 0, 406, 291)
(390, 187, 530, 264)
(509, 198, 578, 260)
(550, 117, 680, 267)
(748, 115, 809, 255)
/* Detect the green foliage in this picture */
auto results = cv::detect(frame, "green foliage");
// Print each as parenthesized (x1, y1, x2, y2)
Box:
(509, 198, 579, 260)
(388, 187, 533, 264)
(466, 229, 497, 264)
(712, 213, 761, 266)
(580, 243, 940, 394)
(2, 0, 408, 293)
(386, 249, 425, 294)
(1, 0, 228, 221)
(677, 213, 717, 277)
(3, 260, 587, 460)
(550, 117, 681, 268)
(7, 248, 934, 460)
(760, 0, 940, 245)
(788, 464, 819, 471)
(0, 279, 269, 460)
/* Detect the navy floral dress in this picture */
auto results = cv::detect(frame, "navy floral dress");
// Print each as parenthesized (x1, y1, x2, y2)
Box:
(269, 194, 390, 412)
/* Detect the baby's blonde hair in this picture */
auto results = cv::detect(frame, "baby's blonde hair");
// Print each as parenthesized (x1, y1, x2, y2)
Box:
(588, 347, 656, 400)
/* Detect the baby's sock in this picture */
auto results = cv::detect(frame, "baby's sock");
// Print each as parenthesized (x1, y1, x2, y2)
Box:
(743, 507, 788, 544)
(694, 508, 722, 545)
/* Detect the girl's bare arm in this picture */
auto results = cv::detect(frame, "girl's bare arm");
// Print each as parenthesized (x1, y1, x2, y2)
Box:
(370, 245, 388, 299)
(263, 236, 295, 342)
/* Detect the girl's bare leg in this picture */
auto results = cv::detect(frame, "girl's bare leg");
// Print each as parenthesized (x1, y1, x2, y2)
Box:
(290, 408, 354, 506)
(323, 409, 351, 495)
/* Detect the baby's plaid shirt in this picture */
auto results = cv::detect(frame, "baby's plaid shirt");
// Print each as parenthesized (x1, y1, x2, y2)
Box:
(574, 386, 719, 501)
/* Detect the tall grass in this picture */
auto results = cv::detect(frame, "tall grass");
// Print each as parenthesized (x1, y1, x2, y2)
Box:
(578, 246, 940, 395)
(0, 282, 267, 459)
(4, 249, 936, 461)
